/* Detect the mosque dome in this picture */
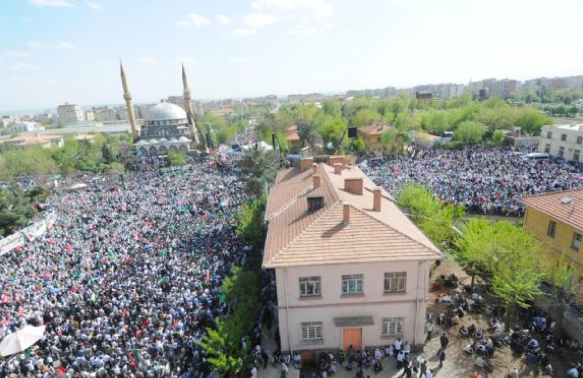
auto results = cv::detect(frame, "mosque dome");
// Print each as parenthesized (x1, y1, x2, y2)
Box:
(145, 100, 187, 121)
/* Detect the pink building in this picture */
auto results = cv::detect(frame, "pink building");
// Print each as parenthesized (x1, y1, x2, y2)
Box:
(263, 156, 442, 353)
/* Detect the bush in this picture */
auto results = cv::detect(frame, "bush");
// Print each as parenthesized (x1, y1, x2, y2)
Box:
(166, 150, 186, 166)
(453, 121, 486, 144)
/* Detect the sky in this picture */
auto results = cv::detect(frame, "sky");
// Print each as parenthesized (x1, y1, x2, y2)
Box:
(0, 0, 582, 112)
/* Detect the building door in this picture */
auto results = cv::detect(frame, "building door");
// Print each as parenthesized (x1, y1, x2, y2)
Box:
(343, 328, 362, 351)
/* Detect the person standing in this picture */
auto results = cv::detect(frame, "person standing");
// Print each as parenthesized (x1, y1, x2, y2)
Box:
(425, 321, 434, 341)
(419, 360, 428, 378)
(440, 333, 449, 349)
(437, 348, 446, 368)
(280, 362, 288, 378)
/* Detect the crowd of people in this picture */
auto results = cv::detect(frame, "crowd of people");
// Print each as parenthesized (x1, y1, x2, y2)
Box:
(361, 146, 583, 216)
(0, 163, 254, 377)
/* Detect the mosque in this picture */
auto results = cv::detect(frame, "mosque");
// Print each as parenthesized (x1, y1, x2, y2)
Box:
(120, 63, 203, 156)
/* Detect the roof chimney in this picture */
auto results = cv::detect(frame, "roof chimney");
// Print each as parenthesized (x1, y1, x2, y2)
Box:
(329, 155, 345, 169)
(334, 163, 342, 175)
(343, 203, 350, 226)
(344, 178, 363, 195)
(313, 174, 321, 188)
(373, 187, 382, 211)
(300, 157, 314, 172)
(312, 163, 318, 174)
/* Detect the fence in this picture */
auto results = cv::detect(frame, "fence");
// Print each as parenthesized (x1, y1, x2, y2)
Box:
(0, 213, 56, 256)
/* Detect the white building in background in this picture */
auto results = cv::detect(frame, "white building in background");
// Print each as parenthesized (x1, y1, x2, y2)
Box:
(10, 121, 44, 133)
(539, 124, 583, 163)
(57, 103, 86, 124)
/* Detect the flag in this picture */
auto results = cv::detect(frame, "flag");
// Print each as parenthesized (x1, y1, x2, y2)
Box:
(58, 366, 67, 377)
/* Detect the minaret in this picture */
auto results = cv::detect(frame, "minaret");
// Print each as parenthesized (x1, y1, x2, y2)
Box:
(120, 61, 139, 141)
(182, 63, 201, 147)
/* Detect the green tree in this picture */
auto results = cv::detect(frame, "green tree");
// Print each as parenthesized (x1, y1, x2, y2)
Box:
(236, 197, 266, 248)
(491, 130, 506, 146)
(0, 189, 38, 237)
(297, 119, 322, 149)
(453, 121, 486, 144)
(166, 150, 186, 166)
(240, 149, 278, 195)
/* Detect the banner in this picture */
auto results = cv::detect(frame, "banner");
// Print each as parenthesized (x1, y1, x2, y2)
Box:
(0, 233, 25, 256)
(0, 213, 56, 256)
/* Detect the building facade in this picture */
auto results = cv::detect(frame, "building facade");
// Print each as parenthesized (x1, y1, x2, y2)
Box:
(133, 101, 192, 157)
(522, 190, 583, 292)
(358, 122, 391, 152)
(263, 157, 441, 353)
(57, 103, 86, 124)
(538, 124, 583, 163)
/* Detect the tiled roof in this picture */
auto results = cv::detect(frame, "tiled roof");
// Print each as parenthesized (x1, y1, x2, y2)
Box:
(521, 189, 583, 232)
(263, 161, 442, 268)
(284, 125, 301, 142)
(358, 122, 391, 136)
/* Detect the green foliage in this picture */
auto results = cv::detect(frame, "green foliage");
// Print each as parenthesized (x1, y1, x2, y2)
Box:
(397, 185, 465, 247)
(240, 149, 278, 195)
(297, 119, 323, 149)
(198, 267, 261, 377)
(166, 150, 186, 166)
(453, 121, 486, 144)
(491, 130, 506, 146)
(0, 188, 38, 237)
(236, 197, 266, 248)
(455, 218, 568, 328)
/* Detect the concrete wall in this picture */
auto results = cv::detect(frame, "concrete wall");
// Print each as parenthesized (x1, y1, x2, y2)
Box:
(275, 260, 432, 352)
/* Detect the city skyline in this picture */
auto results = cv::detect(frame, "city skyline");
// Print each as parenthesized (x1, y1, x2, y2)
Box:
(1, 0, 583, 112)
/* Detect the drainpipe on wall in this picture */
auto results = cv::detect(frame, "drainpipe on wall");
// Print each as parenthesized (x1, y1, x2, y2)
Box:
(284, 268, 293, 354)
(413, 261, 422, 345)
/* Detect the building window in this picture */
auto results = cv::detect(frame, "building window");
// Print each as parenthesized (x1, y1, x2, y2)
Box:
(577, 136, 583, 145)
(572, 233, 582, 251)
(384, 272, 406, 293)
(382, 317, 403, 337)
(561, 134, 567, 141)
(544, 144, 551, 153)
(559, 147, 565, 157)
(547, 221, 557, 237)
(575, 150, 581, 162)
(299, 276, 321, 297)
(547, 131, 552, 139)
(301, 322, 323, 342)
(342, 274, 363, 294)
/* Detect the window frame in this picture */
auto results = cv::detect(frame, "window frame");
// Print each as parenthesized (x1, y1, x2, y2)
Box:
(561, 133, 567, 141)
(544, 144, 551, 153)
(572, 233, 582, 252)
(382, 317, 403, 337)
(574, 150, 581, 162)
(547, 131, 553, 139)
(301, 321, 323, 342)
(547, 220, 557, 237)
(577, 136, 583, 145)
(341, 274, 364, 295)
(559, 146, 565, 157)
(299, 276, 322, 298)
(384, 272, 407, 293)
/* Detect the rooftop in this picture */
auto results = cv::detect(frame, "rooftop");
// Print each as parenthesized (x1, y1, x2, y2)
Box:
(358, 122, 392, 136)
(522, 189, 583, 232)
(284, 125, 301, 142)
(263, 158, 442, 268)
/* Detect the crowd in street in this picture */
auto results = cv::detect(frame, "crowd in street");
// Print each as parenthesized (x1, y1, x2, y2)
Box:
(361, 146, 583, 216)
(0, 163, 253, 378)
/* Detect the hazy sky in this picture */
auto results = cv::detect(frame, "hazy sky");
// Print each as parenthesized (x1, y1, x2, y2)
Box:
(1, 0, 582, 111)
